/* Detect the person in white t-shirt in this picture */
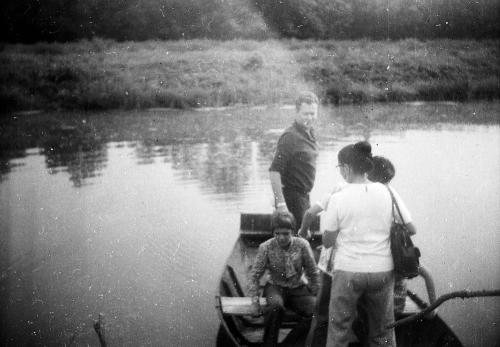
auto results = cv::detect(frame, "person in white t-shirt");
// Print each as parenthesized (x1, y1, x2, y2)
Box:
(322, 141, 414, 347)
(367, 156, 416, 315)
(298, 156, 415, 272)
(299, 154, 415, 339)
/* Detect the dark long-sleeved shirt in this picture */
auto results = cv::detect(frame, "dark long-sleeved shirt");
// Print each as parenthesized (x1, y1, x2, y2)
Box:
(269, 121, 318, 193)
(248, 237, 320, 297)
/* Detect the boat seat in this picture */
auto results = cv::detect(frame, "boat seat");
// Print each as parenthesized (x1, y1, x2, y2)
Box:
(218, 296, 304, 326)
(220, 265, 303, 327)
(219, 296, 268, 316)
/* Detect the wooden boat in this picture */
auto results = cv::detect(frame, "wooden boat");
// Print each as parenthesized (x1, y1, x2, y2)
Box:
(215, 213, 463, 347)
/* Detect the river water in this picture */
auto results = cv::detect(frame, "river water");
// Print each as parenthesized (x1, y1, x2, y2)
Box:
(0, 102, 499, 346)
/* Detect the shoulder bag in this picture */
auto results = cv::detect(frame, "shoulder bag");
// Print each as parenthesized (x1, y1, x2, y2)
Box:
(386, 186, 421, 279)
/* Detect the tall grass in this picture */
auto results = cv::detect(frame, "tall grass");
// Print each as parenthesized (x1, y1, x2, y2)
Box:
(0, 38, 498, 111)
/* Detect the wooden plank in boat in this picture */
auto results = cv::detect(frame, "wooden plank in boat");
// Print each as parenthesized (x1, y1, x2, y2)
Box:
(221, 296, 421, 316)
(220, 297, 267, 316)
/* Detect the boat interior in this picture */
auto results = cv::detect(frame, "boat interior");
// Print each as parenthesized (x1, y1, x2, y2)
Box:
(215, 214, 463, 347)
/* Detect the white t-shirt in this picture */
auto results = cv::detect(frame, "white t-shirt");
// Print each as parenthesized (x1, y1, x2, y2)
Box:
(322, 182, 412, 273)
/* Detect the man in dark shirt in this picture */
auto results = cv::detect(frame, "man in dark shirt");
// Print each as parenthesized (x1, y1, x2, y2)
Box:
(269, 91, 319, 233)
(249, 211, 319, 347)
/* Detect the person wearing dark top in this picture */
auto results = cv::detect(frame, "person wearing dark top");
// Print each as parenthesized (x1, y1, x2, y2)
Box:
(269, 91, 319, 233)
(248, 211, 320, 347)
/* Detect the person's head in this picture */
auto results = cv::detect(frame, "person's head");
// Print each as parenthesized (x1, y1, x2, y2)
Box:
(337, 141, 374, 182)
(295, 91, 319, 130)
(368, 156, 395, 184)
(271, 210, 295, 248)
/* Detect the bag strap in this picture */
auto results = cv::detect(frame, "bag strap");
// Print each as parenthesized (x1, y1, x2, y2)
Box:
(326, 246, 335, 272)
(385, 185, 406, 225)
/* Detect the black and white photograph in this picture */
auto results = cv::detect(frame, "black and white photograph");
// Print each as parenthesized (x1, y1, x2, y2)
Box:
(1, 1, 499, 346)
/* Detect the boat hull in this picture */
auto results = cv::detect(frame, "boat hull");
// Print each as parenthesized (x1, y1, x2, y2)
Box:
(216, 214, 463, 347)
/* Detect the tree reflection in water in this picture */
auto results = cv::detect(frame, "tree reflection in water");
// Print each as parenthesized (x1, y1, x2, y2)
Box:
(168, 135, 252, 195)
(133, 139, 157, 166)
(41, 125, 107, 187)
(203, 135, 252, 194)
(0, 154, 25, 183)
(3, 102, 496, 188)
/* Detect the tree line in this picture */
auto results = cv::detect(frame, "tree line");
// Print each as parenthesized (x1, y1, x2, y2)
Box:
(1, 0, 499, 43)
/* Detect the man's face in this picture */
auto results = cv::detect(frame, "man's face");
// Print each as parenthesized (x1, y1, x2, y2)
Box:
(274, 228, 292, 248)
(295, 102, 318, 129)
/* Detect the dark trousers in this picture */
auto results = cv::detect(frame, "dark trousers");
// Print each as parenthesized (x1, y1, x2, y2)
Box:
(283, 187, 310, 235)
(263, 284, 316, 347)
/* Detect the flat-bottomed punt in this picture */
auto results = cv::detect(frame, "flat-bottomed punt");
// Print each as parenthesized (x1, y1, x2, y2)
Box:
(215, 213, 463, 347)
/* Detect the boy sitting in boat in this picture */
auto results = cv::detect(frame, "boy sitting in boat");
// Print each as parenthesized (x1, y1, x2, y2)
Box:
(248, 210, 320, 347)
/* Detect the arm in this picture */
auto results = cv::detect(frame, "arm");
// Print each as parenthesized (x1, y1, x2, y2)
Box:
(302, 243, 320, 295)
(298, 204, 323, 239)
(248, 244, 268, 316)
(322, 229, 339, 249)
(299, 185, 345, 239)
(269, 133, 293, 211)
(320, 194, 339, 249)
(269, 171, 288, 211)
(248, 244, 268, 298)
(330, 182, 346, 195)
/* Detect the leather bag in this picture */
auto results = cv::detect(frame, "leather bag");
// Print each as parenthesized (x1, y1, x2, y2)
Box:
(386, 186, 421, 279)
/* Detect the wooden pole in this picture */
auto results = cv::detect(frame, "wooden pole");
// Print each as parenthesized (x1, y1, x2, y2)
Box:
(387, 289, 500, 329)
(93, 313, 107, 347)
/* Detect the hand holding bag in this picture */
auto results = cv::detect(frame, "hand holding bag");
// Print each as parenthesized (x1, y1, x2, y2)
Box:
(386, 186, 421, 279)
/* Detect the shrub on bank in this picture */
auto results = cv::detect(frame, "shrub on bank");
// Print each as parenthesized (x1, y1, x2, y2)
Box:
(0, 39, 498, 112)
(471, 77, 500, 100)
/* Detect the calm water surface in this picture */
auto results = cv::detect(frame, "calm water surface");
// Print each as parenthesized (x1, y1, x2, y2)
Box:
(1, 102, 499, 346)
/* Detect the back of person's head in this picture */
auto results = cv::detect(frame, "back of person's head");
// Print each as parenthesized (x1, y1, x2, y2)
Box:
(271, 210, 296, 231)
(295, 91, 319, 111)
(368, 156, 395, 184)
(338, 141, 373, 174)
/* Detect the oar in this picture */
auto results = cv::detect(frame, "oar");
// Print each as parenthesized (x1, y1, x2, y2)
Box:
(387, 289, 500, 329)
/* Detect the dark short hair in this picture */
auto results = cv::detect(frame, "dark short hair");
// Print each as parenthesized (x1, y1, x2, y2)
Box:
(271, 210, 296, 231)
(295, 91, 319, 111)
(368, 156, 395, 184)
(338, 141, 374, 174)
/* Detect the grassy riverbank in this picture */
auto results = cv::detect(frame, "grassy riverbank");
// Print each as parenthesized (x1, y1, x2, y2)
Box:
(1, 39, 498, 111)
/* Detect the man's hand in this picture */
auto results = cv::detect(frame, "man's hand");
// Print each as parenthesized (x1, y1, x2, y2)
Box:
(250, 296, 262, 317)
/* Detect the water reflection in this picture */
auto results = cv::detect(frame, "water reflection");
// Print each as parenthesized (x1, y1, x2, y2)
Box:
(133, 141, 157, 165)
(202, 135, 252, 194)
(1, 102, 499, 190)
(169, 136, 253, 194)
(0, 102, 499, 346)
(42, 125, 107, 187)
(0, 155, 24, 183)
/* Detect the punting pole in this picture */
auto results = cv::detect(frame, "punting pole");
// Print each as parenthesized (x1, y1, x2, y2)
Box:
(93, 313, 107, 347)
(387, 289, 500, 329)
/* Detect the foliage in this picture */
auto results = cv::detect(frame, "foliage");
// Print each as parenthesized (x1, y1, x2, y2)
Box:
(0, 39, 498, 111)
(0, 0, 498, 42)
